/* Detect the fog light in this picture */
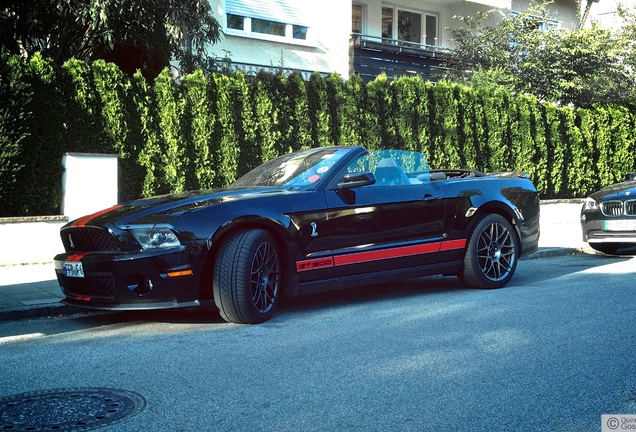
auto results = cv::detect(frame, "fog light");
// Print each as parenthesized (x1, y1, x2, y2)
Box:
(127, 277, 153, 296)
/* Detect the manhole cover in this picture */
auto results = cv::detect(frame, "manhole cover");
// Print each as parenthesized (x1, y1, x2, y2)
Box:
(0, 388, 146, 431)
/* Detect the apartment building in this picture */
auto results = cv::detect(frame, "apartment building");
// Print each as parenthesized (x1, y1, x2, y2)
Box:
(205, 0, 580, 81)
(582, 0, 630, 29)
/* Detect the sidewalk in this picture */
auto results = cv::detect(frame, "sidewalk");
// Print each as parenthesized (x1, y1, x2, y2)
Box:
(0, 200, 591, 321)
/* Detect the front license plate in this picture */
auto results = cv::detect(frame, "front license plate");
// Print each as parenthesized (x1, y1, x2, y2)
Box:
(63, 262, 85, 278)
(603, 220, 636, 231)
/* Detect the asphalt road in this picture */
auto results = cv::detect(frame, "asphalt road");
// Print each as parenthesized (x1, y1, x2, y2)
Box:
(1, 252, 635, 432)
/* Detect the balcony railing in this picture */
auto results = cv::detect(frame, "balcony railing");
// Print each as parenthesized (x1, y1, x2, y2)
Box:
(351, 33, 451, 82)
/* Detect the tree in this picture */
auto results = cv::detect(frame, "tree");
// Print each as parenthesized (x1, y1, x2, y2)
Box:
(442, 2, 636, 107)
(0, 0, 222, 80)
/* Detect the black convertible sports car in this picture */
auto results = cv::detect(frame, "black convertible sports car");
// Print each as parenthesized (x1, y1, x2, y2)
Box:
(54, 146, 540, 324)
(580, 175, 636, 255)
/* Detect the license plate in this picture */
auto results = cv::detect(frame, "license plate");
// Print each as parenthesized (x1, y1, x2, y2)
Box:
(63, 262, 85, 278)
(603, 220, 636, 231)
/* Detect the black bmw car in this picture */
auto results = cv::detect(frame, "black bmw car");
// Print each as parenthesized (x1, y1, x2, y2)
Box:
(581, 175, 636, 255)
(55, 146, 540, 324)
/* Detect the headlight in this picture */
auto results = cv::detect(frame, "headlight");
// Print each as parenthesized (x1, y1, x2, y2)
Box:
(582, 197, 597, 211)
(130, 227, 181, 250)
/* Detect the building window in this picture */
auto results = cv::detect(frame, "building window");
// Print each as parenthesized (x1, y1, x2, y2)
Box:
(227, 14, 244, 31)
(382, 6, 438, 47)
(398, 10, 421, 44)
(352, 4, 365, 34)
(293, 25, 307, 40)
(225, 0, 312, 45)
(252, 18, 286, 37)
(382, 7, 393, 40)
(425, 15, 437, 46)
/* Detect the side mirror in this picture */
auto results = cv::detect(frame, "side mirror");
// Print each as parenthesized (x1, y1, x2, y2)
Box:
(337, 172, 376, 189)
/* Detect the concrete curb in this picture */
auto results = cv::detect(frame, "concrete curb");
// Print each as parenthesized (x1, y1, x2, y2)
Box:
(524, 246, 593, 260)
(0, 303, 85, 322)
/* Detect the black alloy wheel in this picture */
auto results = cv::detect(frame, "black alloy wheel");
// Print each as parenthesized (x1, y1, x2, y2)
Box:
(213, 229, 281, 324)
(460, 214, 519, 289)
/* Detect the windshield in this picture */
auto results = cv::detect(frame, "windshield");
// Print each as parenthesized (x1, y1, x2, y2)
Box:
(230, 147, 352, 190)
(344, 150, 430, 185)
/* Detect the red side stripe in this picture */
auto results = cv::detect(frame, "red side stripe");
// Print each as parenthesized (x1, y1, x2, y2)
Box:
(296, 238, 468, 273)
(440, 239, 467, 251)
(333, 243, 441, 266)
(71, 205, 122, 227)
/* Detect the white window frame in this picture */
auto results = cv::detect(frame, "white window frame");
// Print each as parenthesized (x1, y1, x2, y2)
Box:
(352, 3, 367, 35)
(224, 1, 315, 47)
(382, 4, 440, 47)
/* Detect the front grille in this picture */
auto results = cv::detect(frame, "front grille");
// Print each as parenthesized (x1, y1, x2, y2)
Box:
(600, 201, 624, 217)
(62, 227, 121, 252)
(60, 276, 115, 299)
(626, 200, 636, 216)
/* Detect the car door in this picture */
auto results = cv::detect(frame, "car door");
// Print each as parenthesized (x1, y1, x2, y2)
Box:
(318, 152, 449, 278)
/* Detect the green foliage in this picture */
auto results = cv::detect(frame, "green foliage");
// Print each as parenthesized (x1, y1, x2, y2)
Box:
(209, 73, 239, 186)
(366, 74, 397, 149)
(307, 73, 332, 147)
(544, 104, 565, 197)
(607, 105, 636, 183)
(0, 53, 30, 216)
(14, 53, 66, 215)
(133, 71, 162, 197)
(339, 74, 372, 147)
(252, 72, 282, 163)
(154, 69, 186, 193)
(0, 0, 221, 79)
(443, 3, 636, 107)
(430, 81, 461, 168)
(92, 60, 130, 154)
(511, 95, 539, 183)
(390, 76, 429, 153)
(2, 56, 636, 216)
(516, 27, 632, 107)
(232, 72, 257, 179)
(181, 70, 215, 190)
(282, 71, 312, 152)
(325, 73, 345, 146)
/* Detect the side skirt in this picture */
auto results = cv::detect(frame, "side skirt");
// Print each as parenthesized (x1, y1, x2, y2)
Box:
(296, 261, 462, 296)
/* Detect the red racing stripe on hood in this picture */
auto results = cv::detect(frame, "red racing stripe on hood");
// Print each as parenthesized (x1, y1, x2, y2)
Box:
(71, 205, 122, 227)
(66, 253, 90, 262)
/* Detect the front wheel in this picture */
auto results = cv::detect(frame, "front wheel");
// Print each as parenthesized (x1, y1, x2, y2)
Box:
(459, 214, 520, 289)
(213, 229, 281, 324)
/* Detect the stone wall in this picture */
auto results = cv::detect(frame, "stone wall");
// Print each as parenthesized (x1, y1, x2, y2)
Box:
(0, 216, 68, 266)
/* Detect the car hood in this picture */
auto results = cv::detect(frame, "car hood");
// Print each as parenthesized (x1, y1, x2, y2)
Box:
(69, 187, 291, 228)
(590, 180, 636, 201)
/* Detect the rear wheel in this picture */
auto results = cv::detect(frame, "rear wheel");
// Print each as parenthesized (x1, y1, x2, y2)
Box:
(213, 229, 281, 324)
(460, 214, 519, 289)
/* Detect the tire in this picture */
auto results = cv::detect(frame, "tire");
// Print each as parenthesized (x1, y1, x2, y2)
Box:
(213, 229, 281, 324)
(459, 214, 520, 289)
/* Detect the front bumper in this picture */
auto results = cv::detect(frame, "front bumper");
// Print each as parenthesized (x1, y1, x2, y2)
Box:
(580, 217, 636, 245)
(54, 248, 207, 310)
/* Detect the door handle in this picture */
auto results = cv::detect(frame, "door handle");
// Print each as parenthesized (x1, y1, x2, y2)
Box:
(422, 194, 440, 202)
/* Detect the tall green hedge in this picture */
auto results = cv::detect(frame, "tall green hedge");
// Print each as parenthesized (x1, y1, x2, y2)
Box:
(1, 54, 636, 216)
